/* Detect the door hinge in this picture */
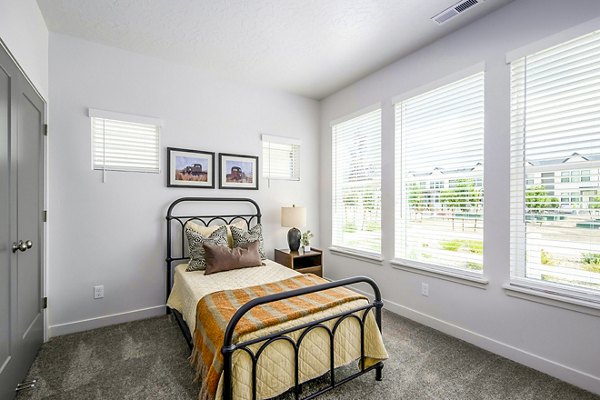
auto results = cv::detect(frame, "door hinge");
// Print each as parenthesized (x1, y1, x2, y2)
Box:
(42, 297, 47, 309)
(42, 210, 47, 222)
(43, 124, 48, 136)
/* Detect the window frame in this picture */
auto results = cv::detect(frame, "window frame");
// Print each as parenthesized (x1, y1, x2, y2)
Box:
(392, 69, 486, 279)
(508, 27, 600, 305)
(89, 108, 163, 175)
(330, 104, 383, 258)
(261, 134, 301, 181)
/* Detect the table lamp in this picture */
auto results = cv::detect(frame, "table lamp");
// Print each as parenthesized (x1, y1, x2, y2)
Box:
(281, 205, 306, 252)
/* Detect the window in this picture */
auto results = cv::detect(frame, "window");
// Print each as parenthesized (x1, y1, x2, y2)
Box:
(430, 181, 445, 190)
(395, 72, 484, 272)
(582, 171, 591, 182)
(510, 29, 600, 295)
(90, 109, 161, 174)
(262, 134, 300, 181)
(561, 170, 592, 183)
(331, 107, 382, 256)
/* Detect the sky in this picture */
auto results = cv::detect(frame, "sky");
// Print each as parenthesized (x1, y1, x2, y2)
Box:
(226, 160, 253, 175)
(175, 155, 208, 171)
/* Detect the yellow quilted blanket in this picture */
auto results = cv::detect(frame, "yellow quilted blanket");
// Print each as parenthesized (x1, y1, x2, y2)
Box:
(190, 274, 385, 400)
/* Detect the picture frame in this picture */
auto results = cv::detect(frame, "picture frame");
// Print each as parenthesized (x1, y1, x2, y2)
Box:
(167, 147, 215, 188)
(218, 153, 259, 190)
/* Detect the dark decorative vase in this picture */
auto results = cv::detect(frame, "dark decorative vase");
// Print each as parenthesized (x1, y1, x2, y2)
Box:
(287, 227, 301, 252)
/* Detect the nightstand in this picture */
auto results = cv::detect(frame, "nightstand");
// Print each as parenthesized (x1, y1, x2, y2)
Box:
(274, 248, 323, 277)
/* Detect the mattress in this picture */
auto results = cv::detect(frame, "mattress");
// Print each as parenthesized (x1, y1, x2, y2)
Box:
(167, 260, 300, 334)
(167, 260, 388, 400)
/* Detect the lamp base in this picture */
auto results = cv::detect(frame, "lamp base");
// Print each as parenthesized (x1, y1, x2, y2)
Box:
(287, 227, 301, 252)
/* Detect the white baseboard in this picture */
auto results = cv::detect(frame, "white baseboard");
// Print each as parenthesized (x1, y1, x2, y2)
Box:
(48, 305, 166, 337)
(349, 286, 600, 396)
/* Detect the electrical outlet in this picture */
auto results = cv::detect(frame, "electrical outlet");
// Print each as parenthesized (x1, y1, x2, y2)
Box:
(421, 282, 429, 297)
(94, 285, 104, 299)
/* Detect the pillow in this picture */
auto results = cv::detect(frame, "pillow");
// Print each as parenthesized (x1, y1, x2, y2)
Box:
(185, 225, 228, 271)
(186, 220, 247, 248)
(231, 224, 266, 260)
(203, 240, 262, 275)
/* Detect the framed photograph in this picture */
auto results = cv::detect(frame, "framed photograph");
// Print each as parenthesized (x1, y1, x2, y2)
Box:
(219, 153, 259, 190)
(167, 147, 215, 188)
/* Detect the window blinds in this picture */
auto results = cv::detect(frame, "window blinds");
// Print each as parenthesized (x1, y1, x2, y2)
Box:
(90, 110, 161, 174)
(510, 30, 600, 294)
(395, 72, 485, 272)
(262, 134, 300, 180)
(331, 108, 382, 255)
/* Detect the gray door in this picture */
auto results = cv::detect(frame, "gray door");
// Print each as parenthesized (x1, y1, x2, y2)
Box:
(0, 43, 45, 399)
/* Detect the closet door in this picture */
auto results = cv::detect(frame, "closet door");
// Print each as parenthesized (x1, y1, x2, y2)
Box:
(15, 61, 45, 388)
(0, 44, 45, 400)
(0, 45, 15, 400)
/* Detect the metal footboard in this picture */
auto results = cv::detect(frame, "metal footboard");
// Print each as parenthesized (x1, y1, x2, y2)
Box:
(221, 276, 384, 400)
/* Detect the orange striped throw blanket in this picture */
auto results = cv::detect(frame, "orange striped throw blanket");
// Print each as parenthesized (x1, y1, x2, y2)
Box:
(190, 273, 367, 400)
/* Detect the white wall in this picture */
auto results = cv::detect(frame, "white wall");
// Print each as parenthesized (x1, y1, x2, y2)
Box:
(47, 33, 320, 336)
(0, 0, 48, 99)
(320, 0, 600, 394)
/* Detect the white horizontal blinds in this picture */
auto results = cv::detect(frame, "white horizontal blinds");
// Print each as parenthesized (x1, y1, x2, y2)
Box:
(510, 29, 600, 293)
(332, 108, 382, 254)
(395, 72, 484, 272)
(262, 136, 300, 180)
(92, 117, 160, 173)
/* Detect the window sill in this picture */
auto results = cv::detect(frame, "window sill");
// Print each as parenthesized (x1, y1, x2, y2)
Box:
(503, 281, 600, 317)
(328, 247, 384, 265)
(263, 177, 300, 181)
(390, 258, 489, 289)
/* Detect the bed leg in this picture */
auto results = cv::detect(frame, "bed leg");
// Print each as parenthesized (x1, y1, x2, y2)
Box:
(375, 364, 383, 381)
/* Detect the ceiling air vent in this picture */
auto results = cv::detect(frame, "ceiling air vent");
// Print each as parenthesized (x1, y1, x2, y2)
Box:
(432, 0, 484, 25)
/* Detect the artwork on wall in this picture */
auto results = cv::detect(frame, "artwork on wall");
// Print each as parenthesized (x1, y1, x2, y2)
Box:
(219, 153, 259, 190)
(167, 147, 215, 188)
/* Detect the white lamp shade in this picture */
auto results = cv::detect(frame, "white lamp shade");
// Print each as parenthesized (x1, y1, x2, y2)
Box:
(281, 206, 306, 228)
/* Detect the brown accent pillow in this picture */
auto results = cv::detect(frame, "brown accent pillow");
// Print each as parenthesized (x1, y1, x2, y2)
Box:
(203, 240, 262, 275)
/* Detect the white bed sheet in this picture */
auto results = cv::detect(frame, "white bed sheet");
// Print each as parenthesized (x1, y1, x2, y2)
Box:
(167, 260, 300, 333)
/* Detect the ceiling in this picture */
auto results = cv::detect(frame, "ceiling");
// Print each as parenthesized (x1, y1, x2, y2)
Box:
(37, 0, 513, 99)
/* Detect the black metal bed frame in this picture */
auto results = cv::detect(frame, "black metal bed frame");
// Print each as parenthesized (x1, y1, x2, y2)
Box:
(166, 197, 384, 400)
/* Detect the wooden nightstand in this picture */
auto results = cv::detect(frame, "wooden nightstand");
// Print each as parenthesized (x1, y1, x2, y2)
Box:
(274, 248, 323, 277)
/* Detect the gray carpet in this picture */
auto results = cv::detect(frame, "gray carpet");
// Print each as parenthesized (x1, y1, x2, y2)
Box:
(17, 309, 599, 400)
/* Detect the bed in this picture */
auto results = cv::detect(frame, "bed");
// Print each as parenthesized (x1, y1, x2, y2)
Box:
(165, 197, 388, 400)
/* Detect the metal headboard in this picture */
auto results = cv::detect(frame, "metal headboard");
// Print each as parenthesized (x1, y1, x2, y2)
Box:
(165, 197, 261, 300)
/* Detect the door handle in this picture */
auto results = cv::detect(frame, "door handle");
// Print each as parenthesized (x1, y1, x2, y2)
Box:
(11, 240, 33, 253)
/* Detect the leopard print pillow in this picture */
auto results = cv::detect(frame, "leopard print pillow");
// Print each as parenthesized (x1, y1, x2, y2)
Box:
(231, 224, 266, 260)
(185, 225, 228, 271)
